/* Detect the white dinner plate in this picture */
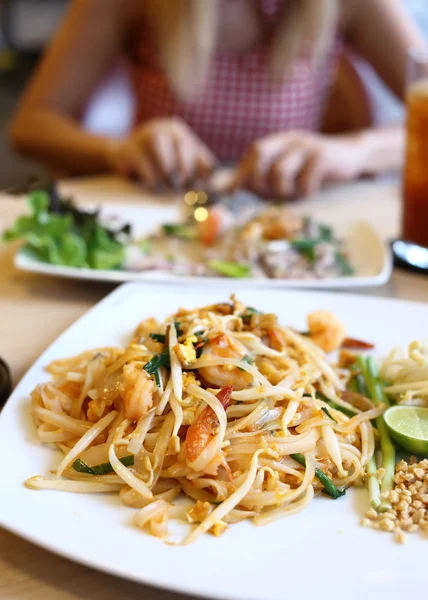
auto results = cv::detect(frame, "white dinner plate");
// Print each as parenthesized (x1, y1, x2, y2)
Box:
(13, 201, 392, 288)
(0, 283, 426, 600)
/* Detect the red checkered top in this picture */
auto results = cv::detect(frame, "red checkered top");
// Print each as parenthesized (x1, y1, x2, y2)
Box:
(131, 0, 342, 161)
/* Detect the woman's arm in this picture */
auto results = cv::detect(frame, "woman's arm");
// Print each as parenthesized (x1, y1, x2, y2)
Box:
(9, 0, 132, 175)
(346, 0, 426, 100)
(340, 0, 427, 176)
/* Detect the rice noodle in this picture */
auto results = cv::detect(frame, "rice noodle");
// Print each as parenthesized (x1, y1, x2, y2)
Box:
(55, 410, 118, 478)
(231, 385, 298, 402)
(37, 424, 77, 444)
(25, 476, 122, 493)
(169, 322, 183, 402)
(156, 377, 173, 415)
(32, 406, 91, 435)
(184, 449, 269, 544)
(109, 423, 153, 499)
(127, 409, 156, 455)
(191, 356, 271, 386)
(24, 298, 379, 544)
(281, 398, 300, 434)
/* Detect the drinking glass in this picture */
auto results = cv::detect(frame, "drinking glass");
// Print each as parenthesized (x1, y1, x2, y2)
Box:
(402, 48, 428, 247)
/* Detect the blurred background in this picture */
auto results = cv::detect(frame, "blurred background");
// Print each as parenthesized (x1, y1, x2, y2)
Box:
(0, 0, 427, 190)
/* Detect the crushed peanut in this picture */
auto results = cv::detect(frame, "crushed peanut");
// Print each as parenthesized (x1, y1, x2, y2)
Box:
(362, 458, 428, 542)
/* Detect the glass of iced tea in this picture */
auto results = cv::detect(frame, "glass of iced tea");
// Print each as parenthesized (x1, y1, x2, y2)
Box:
(402, 48, 428, 247)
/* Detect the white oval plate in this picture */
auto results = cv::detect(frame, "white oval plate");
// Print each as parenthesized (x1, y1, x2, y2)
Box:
(0, 283, 426, 600)
(14, 201, 392, 288)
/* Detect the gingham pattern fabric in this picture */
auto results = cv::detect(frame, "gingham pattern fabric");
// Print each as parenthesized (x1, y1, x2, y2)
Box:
(131, 0, 342, 161)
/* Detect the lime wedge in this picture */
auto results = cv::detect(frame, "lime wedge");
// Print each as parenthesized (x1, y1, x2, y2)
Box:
(384, 405, 428, 456)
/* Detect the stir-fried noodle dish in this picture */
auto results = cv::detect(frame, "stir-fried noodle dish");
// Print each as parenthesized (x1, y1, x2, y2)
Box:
(26, 297, 384, 544)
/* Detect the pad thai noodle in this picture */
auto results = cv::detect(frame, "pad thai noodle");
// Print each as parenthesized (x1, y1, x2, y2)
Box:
(26, 297, 382, 543)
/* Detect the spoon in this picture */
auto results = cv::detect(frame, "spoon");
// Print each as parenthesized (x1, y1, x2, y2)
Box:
(0, 358, 12, 409)
(392, 239, 428, 273)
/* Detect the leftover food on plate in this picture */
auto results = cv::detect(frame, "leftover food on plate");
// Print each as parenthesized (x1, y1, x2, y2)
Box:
(4, 190, 355, 279)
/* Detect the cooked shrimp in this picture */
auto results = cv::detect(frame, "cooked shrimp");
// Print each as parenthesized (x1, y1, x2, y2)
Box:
(133, 317, 163, 351)
(122, 364, 155, 421)
(185, 386, 232, 470)
(307, 310, 345, 353)
(198, 334, 252, 390)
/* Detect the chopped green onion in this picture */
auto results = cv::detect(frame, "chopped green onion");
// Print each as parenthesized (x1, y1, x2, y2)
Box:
(321, 406, 337, 423)
(238, 354, 255, 371)
(357, 356, 395, 512)
(149, 333, 166, 344)
(316, 392, 357, 418)
(72, 455, 134, 475)
(366, 455, 381, 510)
(174, 322, 184, 337)
(291, 453, 345, 499)
(143, 351, 170, 375)
(245, 307, 261, 314)
(241, 306, 261, 324)
(242, 354, 254, 365)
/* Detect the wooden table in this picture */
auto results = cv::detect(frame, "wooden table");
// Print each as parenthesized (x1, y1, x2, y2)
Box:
(1, 177, 427, 599)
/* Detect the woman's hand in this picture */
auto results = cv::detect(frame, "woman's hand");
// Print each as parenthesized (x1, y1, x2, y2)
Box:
(109, 118, 216, 191)
(230, 132, 368, 199)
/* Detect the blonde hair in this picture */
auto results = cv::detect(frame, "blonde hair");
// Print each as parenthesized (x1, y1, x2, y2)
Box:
(143, 0, 339, 101)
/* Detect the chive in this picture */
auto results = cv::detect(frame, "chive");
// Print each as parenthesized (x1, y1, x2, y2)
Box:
(238, 354, 255, 371)
(357, 356, 395, 512)
(196, 341, 208, 359)
(291, 453, 345, 499)
(72, 455, 134, 475)
(174, 322, 183, 337)
(321, 406, 337, 423)
(154, 370, 161, 387)
(315, 392, 357, 418)
(242, 354, 254, 365)
(149, 333, 166, 343)
(348, 362, 367, 395)
(193, 330, 206, 337)
(143, 351, 170, 375)
(241, 306, 261, 323)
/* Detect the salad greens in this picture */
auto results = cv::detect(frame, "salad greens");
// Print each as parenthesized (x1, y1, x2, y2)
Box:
(2, 189, 131, 270)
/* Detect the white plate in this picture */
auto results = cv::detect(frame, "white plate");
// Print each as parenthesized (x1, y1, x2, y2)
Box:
(14, 201, 392, 288)
(0, 283, 426, 600)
